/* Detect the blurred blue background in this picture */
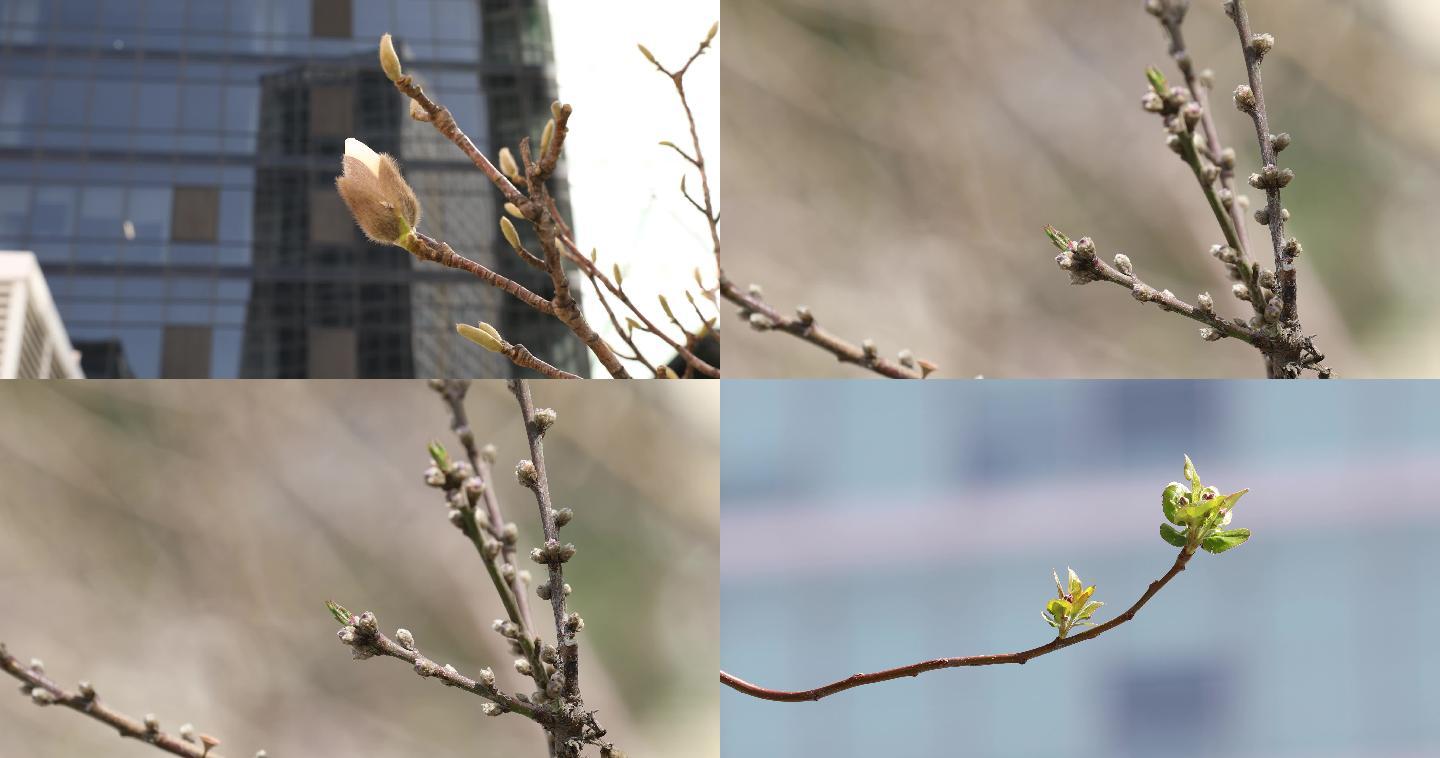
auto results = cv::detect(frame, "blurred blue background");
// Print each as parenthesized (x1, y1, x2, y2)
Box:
(722, 380, 1440, 758)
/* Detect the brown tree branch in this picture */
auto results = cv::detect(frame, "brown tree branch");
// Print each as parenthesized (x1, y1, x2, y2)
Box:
(507, 380, 581, 701)
(1, 644, 235, 757)
(1225, 0, 1298, 324)
(720, 545, 1196, 702)
(721, 278, 934, 379)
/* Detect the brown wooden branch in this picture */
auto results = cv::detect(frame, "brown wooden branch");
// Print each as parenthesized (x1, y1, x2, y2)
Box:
(720, 546, 1196, 702)
(406, 231, 555, 316)
(507, 380, 580, 701)
(721, 277, 932, 379)
(1, 644, 234, 757)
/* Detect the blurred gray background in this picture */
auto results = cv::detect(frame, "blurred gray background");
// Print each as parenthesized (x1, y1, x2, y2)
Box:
(0, 380, 718, 757)
(721, 0, 1440, 377)
(722, 380, 1440, 757)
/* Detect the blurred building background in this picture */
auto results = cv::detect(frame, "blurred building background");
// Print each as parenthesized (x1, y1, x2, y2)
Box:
(0, 250, 83, 376)
(0, 380, 718, 757)
(721, 0, 1440, 377)
(722, 380, 1440, 757)
(0, 0, 580, 378)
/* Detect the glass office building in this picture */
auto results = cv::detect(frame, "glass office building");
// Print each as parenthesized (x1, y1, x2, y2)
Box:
(0, 0, 583, 377)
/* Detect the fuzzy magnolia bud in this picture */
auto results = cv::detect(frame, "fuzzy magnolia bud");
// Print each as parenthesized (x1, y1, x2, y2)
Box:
(336, 138, 421, 246)
(396, 628, 415, 650)
(457, 322, 505, 353)
(1197, 292, 1214, 312)
(499, 217, 522, 251)
(1232, 283, 1251, 302)
(1249, 33, 1274, 58)
(533, 408, 557, 434)
(1113, 253, 1133, 275)
(379, 34, 402, 81)
(498, 147, 520, 181)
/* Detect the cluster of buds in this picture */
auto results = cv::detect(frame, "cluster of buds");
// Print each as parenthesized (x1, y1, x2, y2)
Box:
(530, 542, 577, 565)
(1044, 227, 1104, 285)
(1042, 568, 1104, 639)
(1159, 455, 1252, 554)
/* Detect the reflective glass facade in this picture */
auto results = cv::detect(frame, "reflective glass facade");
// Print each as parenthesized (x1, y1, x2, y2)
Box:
(0, 0, 582, 377)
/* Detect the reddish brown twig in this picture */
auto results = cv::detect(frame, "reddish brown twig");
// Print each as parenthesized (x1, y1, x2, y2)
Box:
(721, 546, 1195, 702)
(1, 644, 234, 757)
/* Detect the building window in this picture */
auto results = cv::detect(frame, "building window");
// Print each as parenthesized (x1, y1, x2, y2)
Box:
(171, 186, 219, 242)
(309, 187, 354, 244)
(308, 326, 356, 378)
(309, 85, 354, 139)
(312, 0, 353, 38)
(160, 324, 212, 378)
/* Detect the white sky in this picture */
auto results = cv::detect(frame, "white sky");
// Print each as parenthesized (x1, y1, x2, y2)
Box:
(547, 1, 720, 377)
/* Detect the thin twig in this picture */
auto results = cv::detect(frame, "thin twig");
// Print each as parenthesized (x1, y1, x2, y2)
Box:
(507, 380, 580, 700)
(720, 546, 1195, 702)
(722, 279, 933, 379)
(1226, 0, 1298, 323)
(1, 644, 233, 758)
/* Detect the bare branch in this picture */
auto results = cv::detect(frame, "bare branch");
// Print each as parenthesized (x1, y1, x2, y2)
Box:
(1, 644, 236, 758)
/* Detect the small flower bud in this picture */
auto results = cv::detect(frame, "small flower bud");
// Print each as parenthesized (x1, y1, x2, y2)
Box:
(1197, 292, 1214, 312)
(1249, 33, 1274, 58)
(30, 689, 54, 706)
(180, 723, 196, 742)
(553, 507, 573, 527)
(794, 305, 813, 324)
(539, 118, 555, 157)
(379, 34, 402, 81)
(515, 658, 532, 676)
(352, 613, 377, 637)
(336, 138, 421, 246)
(1254, 207, 1270, 225)
(1270, 132, 1291, 152)
(1232, 283, 1251, 301)
(1233, 84, 1256, 112)
(498, 147, 520, 181)
(516, 460, 538, 487)
(482, 703, 501, 716)
(499, 217, 522, 251)
(747, 312, 774, 331)
(1113, 253, 1133, 275)
(144, 714, 160, 732)
(1199, 328, 1223, 342)
(533, 408, 557, 434)
(77, 681, 94, 699)
(396, 628, 415, 650)
(480, 444, 497, 464)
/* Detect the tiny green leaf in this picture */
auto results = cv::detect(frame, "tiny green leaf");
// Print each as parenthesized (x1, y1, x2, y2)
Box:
(1145, 66, 1168, 95)
(1201, 528, 1251, 554)
(1077, 601, 1104, 620)
(1044, 225, 1071, 252)
(1182, 454, 1201, 493)
(1046, 598, 1070, 619)
(1066, 567, 1082, 597)
(427, 441, 449, 469)
(1162, 482, 1187, 524)
(1159, 523, 1189, 548)
(325, 600, 351, 625)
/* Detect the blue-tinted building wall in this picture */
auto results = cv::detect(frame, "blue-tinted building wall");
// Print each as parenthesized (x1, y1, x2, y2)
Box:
(0, 0, 581, 377)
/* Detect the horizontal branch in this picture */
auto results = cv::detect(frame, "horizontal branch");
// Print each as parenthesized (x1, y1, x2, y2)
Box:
(1, 643, 231, 757)
(721, 277, 931, 379)
(720, 546, 1195, 702)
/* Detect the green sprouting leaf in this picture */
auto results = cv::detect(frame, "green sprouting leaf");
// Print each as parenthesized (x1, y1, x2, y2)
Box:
(1077, 601, 1104, 620)
(427, 441, 450, 469)
(1042, 612, 1060, 629)
(1046, 598, 1071, 619)
(1074, 584, 1094, 607)
(1066, 567, 1082, 598)
(1201, 528, 1251, 554)
(1160, 523, 1189, 548)
(1044, 225, 1071, 252)
(1215, 488, 1249, 512)
(1145, 66, 1168, 95)
(1162, 482, 1186, 525)
(326, 600, 351, 625)
(1182, 454, 1201, 493)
